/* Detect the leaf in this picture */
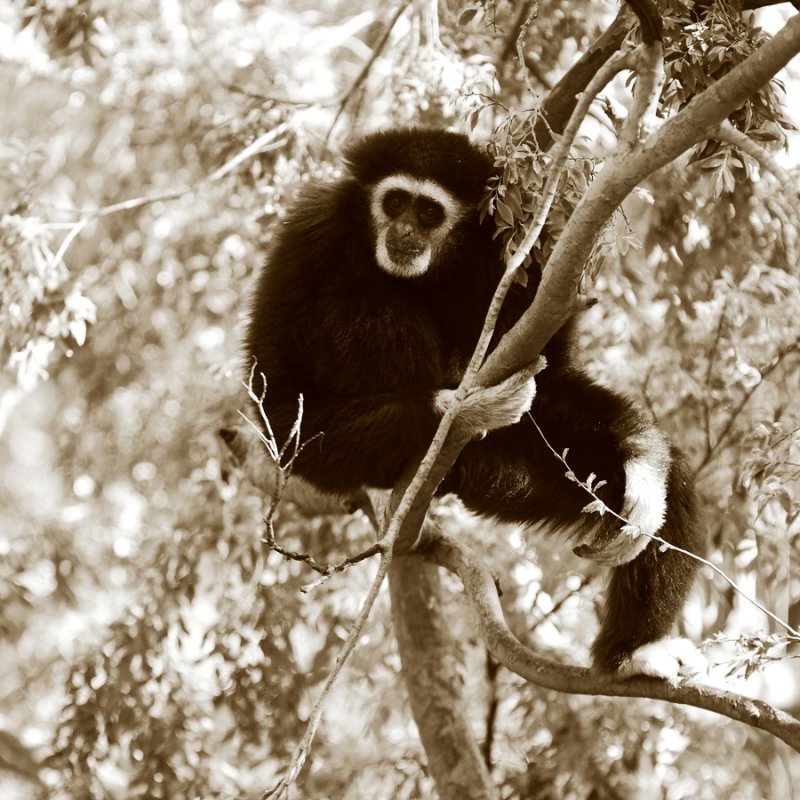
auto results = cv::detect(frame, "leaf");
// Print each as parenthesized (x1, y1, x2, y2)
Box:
(581, 500, 606, 516)
(69, 318, 87, 346)
(494, 199, 515, 226)
(504, 187, 525, 219)
(459, 7, 478, 26)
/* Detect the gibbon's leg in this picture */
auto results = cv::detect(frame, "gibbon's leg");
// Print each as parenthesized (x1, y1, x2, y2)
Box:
(443, 369, 662, 536)
(441, 370, 704, 674)
(591, 447, 703, 674)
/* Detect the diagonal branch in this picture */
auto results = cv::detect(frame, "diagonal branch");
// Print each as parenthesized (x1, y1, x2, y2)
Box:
(482, 12, 800, 382)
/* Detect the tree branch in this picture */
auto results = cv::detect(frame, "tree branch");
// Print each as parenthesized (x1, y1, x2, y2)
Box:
(483, 12, 800, 380)
(529, 7, 631, 151)
(713, 120, 800, 265)
(263, 14, 800, 795)
(422, 528, 800, 752)
(325, 2, 410, 144)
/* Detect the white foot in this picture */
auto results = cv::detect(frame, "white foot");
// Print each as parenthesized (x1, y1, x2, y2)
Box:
(619, 638, 705, 683)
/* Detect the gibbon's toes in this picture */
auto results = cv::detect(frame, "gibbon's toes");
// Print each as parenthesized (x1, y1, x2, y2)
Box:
(618, 638, 706, 683)
(573, 525, 650, 566)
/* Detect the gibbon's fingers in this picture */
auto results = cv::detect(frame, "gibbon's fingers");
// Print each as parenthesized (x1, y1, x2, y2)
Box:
(436, 368, 536, 437)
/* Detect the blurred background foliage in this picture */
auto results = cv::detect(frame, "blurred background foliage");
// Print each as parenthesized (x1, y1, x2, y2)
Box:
(1, 0, 799, 798)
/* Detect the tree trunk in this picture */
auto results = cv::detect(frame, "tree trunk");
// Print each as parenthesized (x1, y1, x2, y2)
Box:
(389, 555, 496, 800)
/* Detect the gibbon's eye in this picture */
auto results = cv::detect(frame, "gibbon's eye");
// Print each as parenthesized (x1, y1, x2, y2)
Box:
(416, 199, 444, 228)
(383, 190, 408, 217)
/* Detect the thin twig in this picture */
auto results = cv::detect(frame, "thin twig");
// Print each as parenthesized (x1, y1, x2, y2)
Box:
(263, 539, 382, 581)
(696, 335, 800, 473)
(324, 2, 410, 145)
(703, 297, 729, 455)
(43, 123, 291, 266)
(509, 48, 637, 276)
(713, 120, 800, 266)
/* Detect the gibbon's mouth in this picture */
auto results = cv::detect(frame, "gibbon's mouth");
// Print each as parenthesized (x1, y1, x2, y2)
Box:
(387, 241, 426, 265)
(376, 239, 430, 277)
(386, 227, 427, 260)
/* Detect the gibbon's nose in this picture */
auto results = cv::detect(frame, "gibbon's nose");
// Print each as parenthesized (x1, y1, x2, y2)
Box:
(387, 226, 425, 257)
(396, 221, 417, 239)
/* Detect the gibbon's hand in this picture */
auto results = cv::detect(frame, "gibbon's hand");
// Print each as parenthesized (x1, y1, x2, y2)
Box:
(435, 361, 543, 438)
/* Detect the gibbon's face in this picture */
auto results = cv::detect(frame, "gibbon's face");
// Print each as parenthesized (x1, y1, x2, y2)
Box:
(369, 175, 467, 278)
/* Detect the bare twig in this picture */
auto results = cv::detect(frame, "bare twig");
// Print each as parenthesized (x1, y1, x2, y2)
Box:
(713, 120, 800, 266)
(240, 368, 382, 583)
(498, 1, 534, 65)
(481, 652, 500, 769)
(696, 335, 800, 473)
(324, 2, 410, 144)
(43, 123, 292, 266)
(268, 540, 382, 583)
(703, 298, 730, 455)
(514, 1, 540, 73)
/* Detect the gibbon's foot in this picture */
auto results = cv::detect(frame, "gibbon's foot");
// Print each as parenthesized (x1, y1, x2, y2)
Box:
(574, 431, 671, 567)
(435, 362, 541, 438)
(573, 526, 650, 566)
(617, 638, 705, 683)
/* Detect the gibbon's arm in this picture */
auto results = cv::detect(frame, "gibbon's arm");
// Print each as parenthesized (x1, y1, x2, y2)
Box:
(268, 369, 538, 494)
(285, 389, 442, 492)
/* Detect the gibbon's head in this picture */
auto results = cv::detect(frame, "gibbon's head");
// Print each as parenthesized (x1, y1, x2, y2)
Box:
(344, 128, 494, 278)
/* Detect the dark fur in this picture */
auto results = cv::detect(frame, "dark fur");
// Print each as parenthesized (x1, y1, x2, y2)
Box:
(245, 127, 704, 672)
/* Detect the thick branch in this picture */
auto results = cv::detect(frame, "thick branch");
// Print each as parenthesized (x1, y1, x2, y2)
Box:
(528, 1, 797, 151)
(390, 17, 800, 755)
(385, 13, 800, 560)
(713, 120, 800, 267)
(422, 530, 800, 753)
(389, 557, 495, 800)
(530, 8, 631, 151)
(482, 12, 800, 381)
(626, 0, 664, 44)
